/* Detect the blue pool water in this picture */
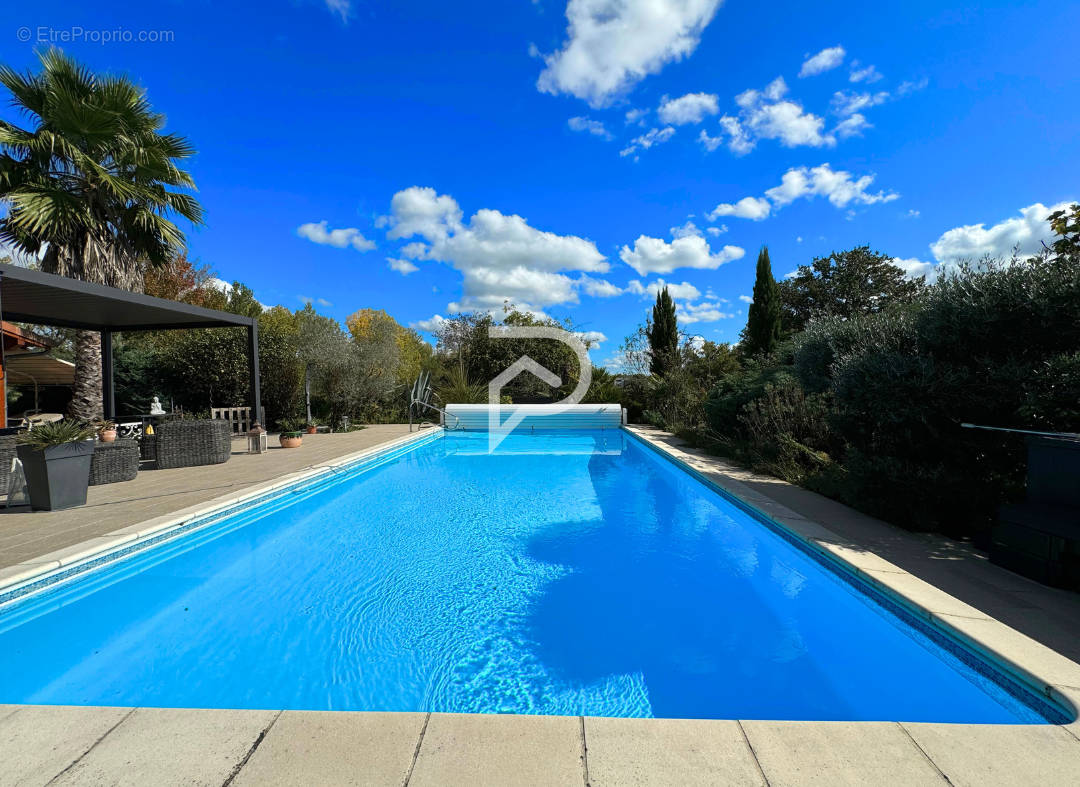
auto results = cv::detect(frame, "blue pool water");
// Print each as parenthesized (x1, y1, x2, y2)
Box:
(0, 430, 1067, 722)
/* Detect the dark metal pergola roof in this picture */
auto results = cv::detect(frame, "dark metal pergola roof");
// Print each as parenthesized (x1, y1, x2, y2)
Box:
(0, 264, 261, 423)
(0, 263, 255, 331)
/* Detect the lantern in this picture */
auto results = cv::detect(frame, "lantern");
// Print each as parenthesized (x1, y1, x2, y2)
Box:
(247, 421, 267, 454)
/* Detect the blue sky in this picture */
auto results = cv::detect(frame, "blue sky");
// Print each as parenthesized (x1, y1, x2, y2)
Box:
(5, 0, 1078, 365)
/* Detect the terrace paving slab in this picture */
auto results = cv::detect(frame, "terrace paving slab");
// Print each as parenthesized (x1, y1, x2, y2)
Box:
(407, 712, 584, 787)
(902, 722, 1080, 787)
(741, 721, 947, 786)
(231, 710, 426, 786)
(0, 704, 132, 787)
(584, 717, 766, 786)
(50, 707, 277, 786)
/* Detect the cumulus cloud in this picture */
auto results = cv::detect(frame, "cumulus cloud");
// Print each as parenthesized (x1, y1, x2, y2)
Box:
(578, 275, 624, 297)
(577, 330, 608, 347)
(929, 202, 1073, 262)
(412, 314, 446, 333)
(890, 257, 935, 280)
(831, 90, 890, 117)
(387, 257, 419, 275)
(381, 186, 608, 316)
(706, 224, 727, 236)
(620, 126, 676, 158)
(297, 221, 376, 252)
(620, 232, 745, 274)
(625, 107, 649, 125)
(324, 0, 350, 22)
(707, 163, 898, 222)
(738, 294, 753, 303)
(658, 92, 720, 125)
(707, 196, 772, 221)
(626, 278, 702, 300)
(568, 116, 613, 139)
(710, 77, 835, 155)
(898, 77, 929, 95)
(799, 45, 846, 77)
(677, 300, 735, 323)
(849, 62, 883, 83)
(833, 113, 871, 139)
(536, 0, 724, 107)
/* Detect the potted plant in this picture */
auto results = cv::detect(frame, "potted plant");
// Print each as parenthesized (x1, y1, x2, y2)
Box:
(96, 419, 118, 443)
(15, 420, 98, 510)
(278, 418, 303, 449)
(304, 422, 318, 435)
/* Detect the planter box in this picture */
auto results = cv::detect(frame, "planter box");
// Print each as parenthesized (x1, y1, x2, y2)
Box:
(16, 440, 95, 511)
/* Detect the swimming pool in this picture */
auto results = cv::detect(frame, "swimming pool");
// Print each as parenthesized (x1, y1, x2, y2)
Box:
(0, 429, 1069, 722)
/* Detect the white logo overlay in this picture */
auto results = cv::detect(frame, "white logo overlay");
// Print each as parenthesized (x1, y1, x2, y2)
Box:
(486, 326, 591, 453)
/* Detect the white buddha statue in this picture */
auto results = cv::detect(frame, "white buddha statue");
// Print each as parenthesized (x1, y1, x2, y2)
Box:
(149, 396, 166, 415)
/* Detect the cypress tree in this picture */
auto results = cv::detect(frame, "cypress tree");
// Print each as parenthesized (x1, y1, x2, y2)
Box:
(647, 286, 679, 376)
(742, 246, 782, 356)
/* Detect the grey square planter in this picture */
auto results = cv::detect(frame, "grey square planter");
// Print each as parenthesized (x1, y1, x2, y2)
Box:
(16, 440, 95, 511)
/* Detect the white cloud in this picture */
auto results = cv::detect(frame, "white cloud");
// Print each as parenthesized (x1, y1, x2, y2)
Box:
(707, 196, 771, 221)
(849, 62, 883, 84)
(578, 275, 624, 297)
(738, 294, 753, 303)
(626, 278, 702, 300)
(658, 92, 719, 125)
(568, 116, 613, 139)
(298, 295, 333, 308)
(698, 128, 723, 152)
(620, 233, 745, 274)
(324, 0, 350, 22)
(577, 330, 608, 346)
(670, 220, 703, 239)
(625, 107, 648, 125)
(677, 300, 735, 323)
(297, 221, 376, 252)
(620, 126, 676, 158)
(708, 163, 898, 222)
(890, 257, 935, 280)
(799, 46, 846, 77)
(382, 186, 608, 316)
(898, 78, 929, 95)
(711, 77, 835, 154)
(706, 224, 727, 236)
(412, 314, 446, 333)
(387, 257, 419, 275)
(903, 209, 920, 219)
(536, 0, 724, 107)
(833, 113, 871, 139)
(831, 90, 890, 117)
(929, 202, 1073, 262)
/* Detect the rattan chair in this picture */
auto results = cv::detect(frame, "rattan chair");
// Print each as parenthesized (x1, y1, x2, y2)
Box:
(89, 440, 140, 486)
(153, 419, 233, 469)
(0, 433, 17, 493)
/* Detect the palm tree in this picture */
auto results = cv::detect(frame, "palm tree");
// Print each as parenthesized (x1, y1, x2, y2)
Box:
(0, 48, 202, 419)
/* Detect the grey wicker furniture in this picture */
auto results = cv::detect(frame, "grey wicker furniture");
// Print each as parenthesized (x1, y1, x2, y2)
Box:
(154, 419, 233, 469)
(89, 440, 140, 486)
(0, 433, 17, 494)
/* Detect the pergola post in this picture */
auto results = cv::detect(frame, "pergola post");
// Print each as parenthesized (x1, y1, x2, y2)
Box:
(101, 329, 115, 420)
(247, 320, 263, 426)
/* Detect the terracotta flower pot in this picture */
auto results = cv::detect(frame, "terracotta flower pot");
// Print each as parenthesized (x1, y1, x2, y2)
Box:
(99, 429, 117, 443)
(279, 434, 303, 449)
(305, 426, 317, 434)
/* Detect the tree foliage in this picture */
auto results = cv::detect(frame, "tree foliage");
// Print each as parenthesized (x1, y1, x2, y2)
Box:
(741, 247, 782, 357)
(646, 287, 679, 376)
(779, 245, 924, 332)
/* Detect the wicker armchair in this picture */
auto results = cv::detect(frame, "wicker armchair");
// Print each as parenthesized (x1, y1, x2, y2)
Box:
(0, 433, 17, 494)
(89, 440, 140, 485)
(153, 419, 233, 469)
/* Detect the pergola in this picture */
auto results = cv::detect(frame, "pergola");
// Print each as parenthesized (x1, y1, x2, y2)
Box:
(0, 264, 261, 425)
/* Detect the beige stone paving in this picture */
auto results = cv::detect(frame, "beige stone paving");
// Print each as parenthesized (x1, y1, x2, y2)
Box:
(584, 717, 766, 786)
(407, 713, 584, 786)
(231, 710, 427, 786)
(49, 707, 277, 786)
(0, 425, 414, 569)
